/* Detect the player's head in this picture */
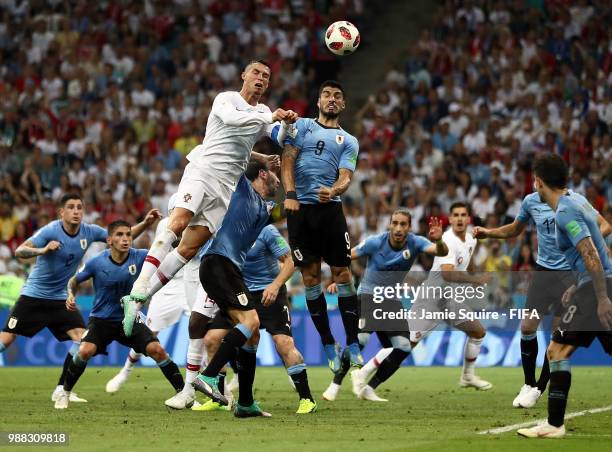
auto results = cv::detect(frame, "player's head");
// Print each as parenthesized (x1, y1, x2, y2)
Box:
(317, 80, 346, 119)
(241, 60, 271, 97)
(245, 160, 280, 199)
(449, 202, 470, 234)
(59, 193, 84, 226)
(388, 208, 411, 246)
(107, 220, 132, 252)
(533, 154, 568, 199)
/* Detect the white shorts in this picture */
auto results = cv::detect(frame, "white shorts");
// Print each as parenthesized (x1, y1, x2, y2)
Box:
(191, 283, 219, 319)
(175, 161, 233, 234)
(146, 278, 190, 332)
(408, 298, 470, 343)
(183, 258, 201, 310)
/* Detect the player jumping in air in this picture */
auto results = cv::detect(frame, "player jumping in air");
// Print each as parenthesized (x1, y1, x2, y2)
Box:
(323, 209, 449, 402)
(473, 191, 610, 408)
(517, 155, 612, 438)
(122, 60, 297, 335)
(56, 220, 184, 409)
(200, 224, 316, 414)
(0, 193, 158, 403)
(282, 80, 362, 373)
(192, 161, 280, 418)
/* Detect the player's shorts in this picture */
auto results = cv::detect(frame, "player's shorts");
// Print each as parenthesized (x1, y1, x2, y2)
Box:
(552, 278, 612, 355)
(525, 265, 575, 317)
(192, 283, 219, 319)
(209, 285, 291, 336)
(175, 162, 233, 234)
(199, 254, 254, 312)
(183, 258, 201, 309)
(408, 297, 472, 343)
(287, 201, 351, 268)
(145, 279, 190, 332)
(2, 295, 85, 341)
(81, 316, 159, 356)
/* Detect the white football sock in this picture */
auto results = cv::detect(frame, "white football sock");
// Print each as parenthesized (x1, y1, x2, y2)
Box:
(185, 338, 204, 385)
(123, 350, 142, 373)
(361, 348, 393, 375)
(462, 337, 484, 378)
(132, 229, 178, 295)
(148, 249, 188, 297)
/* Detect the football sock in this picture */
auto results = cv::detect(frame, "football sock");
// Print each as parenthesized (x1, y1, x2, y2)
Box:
(333, 348, 352, 385)
(218, 371, 226, 394)
(57, 341, 80, 386)
(0, 342, 7, 353)
(288, 363, 313, 402)
(203, 324, 251, 378)
(362, 348, 393, 376)
(185, 338, 203, 386)
(462, 337, 483, 378)
(337, 282, 359, 345)
(132, 228, 177, 295)
(520, 333, 538, 387)
(158, 357, 184, 392)
(122, 349, 142, 373)
(64, 354, 88, 391)
(368, 349, 409, 389)
(149, 249, 188, 297)
(305, 285, 335, 346)
(548, 359, 571, 427)
(237, 344, 257, 407)
(536, 353, 551, 392)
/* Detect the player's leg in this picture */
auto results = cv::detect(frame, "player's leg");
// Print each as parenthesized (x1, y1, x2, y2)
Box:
(52, 327, 87, 403)
(273, 334, 316, 413)
(56, 341, 97, 409)
(192, 326, 232, 412)
(331, 265, 362, 367)
(455, 320, 492, 390)
(0, 332, 17, 352)
(350, 333, 394, 396)
(144, 340, 185, 394)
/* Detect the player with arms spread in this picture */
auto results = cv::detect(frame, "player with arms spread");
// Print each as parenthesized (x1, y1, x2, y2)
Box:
(0, 193, 158, 403)
(122, 60, 297, 334)
(55, 220, 184, 409)
(518, 155, 612, 438)
(282, 80, 362, 373)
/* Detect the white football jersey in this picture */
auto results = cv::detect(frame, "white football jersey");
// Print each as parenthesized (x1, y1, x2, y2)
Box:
(186, 91, 274, 188)
(431, 229, 477, 272)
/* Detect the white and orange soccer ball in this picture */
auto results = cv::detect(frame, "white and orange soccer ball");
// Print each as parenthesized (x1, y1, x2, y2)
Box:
(324, 21, 360, 56)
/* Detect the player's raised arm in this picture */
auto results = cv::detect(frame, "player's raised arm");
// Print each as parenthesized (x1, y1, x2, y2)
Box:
(473, 219, 526, 239)
(423, 217, 449, 256)
(282, 143, 301, 213)
(131, 208, 162, 239)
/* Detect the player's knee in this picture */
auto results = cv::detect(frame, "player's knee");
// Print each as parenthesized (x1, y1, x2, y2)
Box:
(204, 330, 224, 351)
(302, 273, 321, 287)
(520, 318, 538, 336)
(78, 343, 96, 360)
(146, 342, 167, 361)
(273, 334, 293, 354)
(468, 326, 486, 340)
(241, 311, 260, 333)
(168, 210, 191, 234)
(332, 267, 351, 283)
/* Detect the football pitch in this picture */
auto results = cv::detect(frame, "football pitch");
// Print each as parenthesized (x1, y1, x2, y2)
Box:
(1, 367, 610, 451)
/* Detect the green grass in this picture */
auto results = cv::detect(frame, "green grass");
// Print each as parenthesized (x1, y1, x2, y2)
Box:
(0, 367, 611, 451)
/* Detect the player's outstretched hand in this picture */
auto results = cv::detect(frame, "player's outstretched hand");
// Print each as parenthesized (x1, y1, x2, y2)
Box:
(284, 110, 299, 123)
(597, 298, 612, 330)
(427, 217, 443, 241)
(271, 108, 289, 123)
(326, 283, 338, 294)
(44, 240, 61, 254)
(144, 208, 162, 225)
(262, 284, 279, 306)
(284, 198, 300, 213)
(266, 154, 281, 172)
(66, 295, 77, 312)
(561, 284, 576, 307)
(319, 186, 334, 203)
(472, 226, 488, 239)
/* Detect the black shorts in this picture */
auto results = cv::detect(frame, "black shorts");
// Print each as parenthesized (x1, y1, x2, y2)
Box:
(552, 279, 612, 355)
(287, 202, 351, 268)
(81, 316, 159, 356)
(199, 254, 254, 312)
(525, 266, 575, 316)
(210, 286, 292, 336)
(2, 295, 85, 341)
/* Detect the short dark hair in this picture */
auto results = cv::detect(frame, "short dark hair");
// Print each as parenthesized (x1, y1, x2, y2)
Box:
(391, 208, 412, 223)
(319, 80, 345, 97)
(108, 220, 131, 235)
(244, 60, 271, 72)
(533, 154, 568, 189)
(450, 202, 470, 214)
(244, 160, 269, 182)
(59, 193, 82, 207)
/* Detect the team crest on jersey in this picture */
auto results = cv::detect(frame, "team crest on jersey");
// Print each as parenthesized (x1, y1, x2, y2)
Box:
(457, 256, 464, 265)
(183, 193, 192, 203)
(402, 249, 411, 260)
(80, 239, 88, 250)
(128, 264, 137, 275)
(336, 135, 344, 145)
(7, 316, 17, 329)
(237, 292, 249, 306)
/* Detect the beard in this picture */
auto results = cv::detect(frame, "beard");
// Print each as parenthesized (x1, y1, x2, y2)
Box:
(320, 108, 340, 119)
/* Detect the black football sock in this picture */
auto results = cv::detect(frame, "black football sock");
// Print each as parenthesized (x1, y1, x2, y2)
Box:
(203, 324, 250, 378)
(333, 348, 352, 385)
(218, 371, 226, 394)
(548, 360, 571, 427)
(520, 333, 538, 387)
(158, 357, 184, 392)
(368, 349, 410, 390)
(337, 284, 359, 345)
(537, 353, 551, 392)
(58, 341, 80, 386)
(288, 363, 314, 402)
(305, 286, 335, 345)
(64, 354, 88, 391)
(237, 345, 257, 407)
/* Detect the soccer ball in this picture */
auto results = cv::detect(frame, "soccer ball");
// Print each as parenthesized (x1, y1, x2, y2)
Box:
(325, 21, 360, 56)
